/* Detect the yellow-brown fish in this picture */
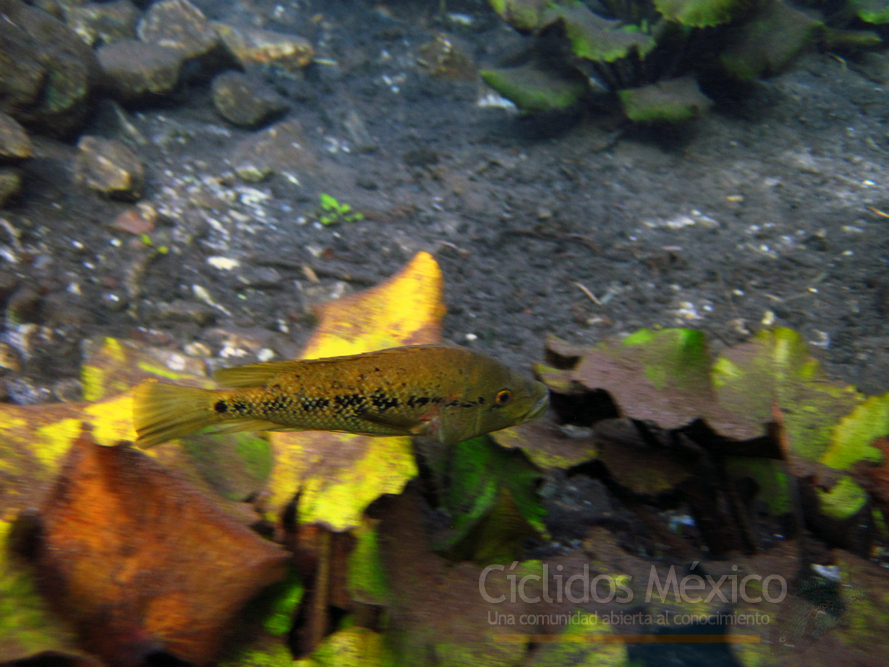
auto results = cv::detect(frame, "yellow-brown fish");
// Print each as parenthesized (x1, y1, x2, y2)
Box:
(133, 345, 549, 448)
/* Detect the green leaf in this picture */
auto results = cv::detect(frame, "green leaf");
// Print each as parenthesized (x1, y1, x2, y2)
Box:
(542, 3, 657, 62)
(713, 328, 862, 460)
(480, 64, 588, 114)
(821, 394, 889, 470)
(850, 0, 889, 24)
(348, 517, 389, 606)
(0, 522, 95, 664)
(817, 476, 868, 520)
(434, 436, 546, 562)
(654, 0, 745, 27)
(294, 627, 389, 666)
(725, 457, 792, 515)
(618, 76, 713, 122)
(488, 0, 549, 31)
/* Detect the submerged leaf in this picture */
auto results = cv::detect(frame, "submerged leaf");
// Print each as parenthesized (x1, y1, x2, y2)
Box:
(720, 0, 822, 79)
(481, 64, 588, 114)
(0, 523, 99, 665)
(849, 0, 889, 24)
(488, 0, 549, 31)
(654, 0, 746, 27)
(267, 251, 445, 530)
(543, 3, 656, 62)
(618, 76, 713, 122)
(37, 429, 288, 665)
(434, 436, 546, 562)
(820, 394, 889, 470)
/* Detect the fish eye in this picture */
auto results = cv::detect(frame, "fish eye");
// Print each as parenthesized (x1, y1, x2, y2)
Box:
(495, 389, 512, 405)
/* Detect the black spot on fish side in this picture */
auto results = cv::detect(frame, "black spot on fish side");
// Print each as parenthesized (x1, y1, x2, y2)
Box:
(214, 400, 228, 413)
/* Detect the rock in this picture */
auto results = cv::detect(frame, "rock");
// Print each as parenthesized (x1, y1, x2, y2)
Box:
(74, 136, 144, 201)
(138, 0, 224, 67)
(0, 114, 32, 161)
(212, 22, 313, 73)
(232, 119, 316, 182)
(65, 0, 139, 47)
(211, 70, 287, 128)
(155, 299, 217, 325)
(0, 168, 23, 207)
(97, 38, 183, 102)
(0, 0, 99, 136)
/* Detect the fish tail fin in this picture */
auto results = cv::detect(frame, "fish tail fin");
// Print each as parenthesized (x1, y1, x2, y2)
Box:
(133, 380, 221, 448)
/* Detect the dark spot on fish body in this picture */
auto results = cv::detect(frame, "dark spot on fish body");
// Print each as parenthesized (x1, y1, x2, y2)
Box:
(407, 396, 430, 408)
(214, 400, 228, 413)
(478, 396, 485, 404)
(370, 390, 399, 412)
(334, 393, 368, 412)
(301, 397, 330, 412)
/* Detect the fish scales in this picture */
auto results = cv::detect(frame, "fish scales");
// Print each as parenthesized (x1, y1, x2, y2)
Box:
(133, 345, 549, 448)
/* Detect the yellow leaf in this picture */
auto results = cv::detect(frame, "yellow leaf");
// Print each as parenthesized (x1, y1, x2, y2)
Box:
(267, 251, 445, 530)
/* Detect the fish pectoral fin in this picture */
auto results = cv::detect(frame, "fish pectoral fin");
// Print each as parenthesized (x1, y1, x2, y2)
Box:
(358, 411, 428, 435)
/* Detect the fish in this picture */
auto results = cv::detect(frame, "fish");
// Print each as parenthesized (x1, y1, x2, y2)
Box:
(132, 344, 549, 449)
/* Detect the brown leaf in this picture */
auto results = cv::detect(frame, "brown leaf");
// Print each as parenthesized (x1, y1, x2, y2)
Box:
(36, 428, 289, 666)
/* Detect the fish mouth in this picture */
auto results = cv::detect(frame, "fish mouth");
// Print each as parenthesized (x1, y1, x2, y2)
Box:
(523, 390, 550, 422)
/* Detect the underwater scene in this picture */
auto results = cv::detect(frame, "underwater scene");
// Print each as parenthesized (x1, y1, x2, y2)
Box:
(1, 0, 889, 664)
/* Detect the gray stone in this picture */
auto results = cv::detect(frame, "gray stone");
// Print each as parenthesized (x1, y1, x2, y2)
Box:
(0, 114, 32, 162)
(138, 0, 221, 63)
(211, 70, 287, 128)
(0, 0, 99, 136)
(65, 0, 139, 47)
(0, 168, 22, 207)
(75, 135, 144, 200)
(97, 38, 183, 102)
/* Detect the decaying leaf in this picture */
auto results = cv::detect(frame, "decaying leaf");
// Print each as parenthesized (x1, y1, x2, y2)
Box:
(36, 428, 289, 665)
(379, 485, 539, 666)
(267, 251, 446, 530)
(0, 519, 101, 666)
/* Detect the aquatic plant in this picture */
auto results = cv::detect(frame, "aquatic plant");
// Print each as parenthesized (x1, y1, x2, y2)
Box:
(315, 193, 364, 225)
(481, 0, 886, 122)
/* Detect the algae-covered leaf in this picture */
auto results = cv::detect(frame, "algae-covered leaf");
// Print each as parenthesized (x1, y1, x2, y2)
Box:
(480, 64, 588, 114)
(820, 394, 889, 470)
(0, 522, 100, 666)
(434, 436, 546, 562)
(522, 612, 627, 667)
(183, 430, 273, 502)
(379, 487, 537, 666)
(618, 76, 713, 122)
(492, 418, 599, 469)
(488, 0, 549, 31)
(654, 0, 746, 27)
(36, 429, 288, 665)
(720, 0, 822, 79)
(713, 328, 862, 460)
(542, 3, 657, 62)
(850, 0, 889, 24)
(294, 627, 389, 667)
(725, 457, 792, 515)
(267, 251, 445, 530)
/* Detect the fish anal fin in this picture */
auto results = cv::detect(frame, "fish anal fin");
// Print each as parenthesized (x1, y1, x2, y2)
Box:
(210, 419, 304, 435)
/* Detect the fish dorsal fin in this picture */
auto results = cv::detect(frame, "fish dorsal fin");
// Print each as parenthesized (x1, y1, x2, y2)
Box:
(213, 360, 308, 387)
